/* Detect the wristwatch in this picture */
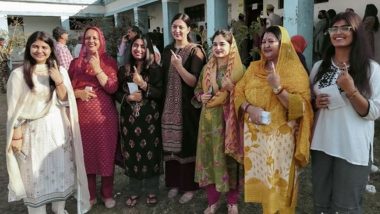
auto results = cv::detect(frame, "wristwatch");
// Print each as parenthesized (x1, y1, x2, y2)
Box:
(272, 85, 283, 95)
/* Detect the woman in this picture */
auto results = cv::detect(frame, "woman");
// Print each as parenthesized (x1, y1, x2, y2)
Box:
(194, 30, 244, 214)
(363, 4, 380, 61)
(291, 35, 308, 73)
(68, 26, 119, 208)
(117, 25, 142, 67)
(161, 13, 206, 204)
(115, 34, 163, 207)
(6, 31, 90, 214)
(310, 12, 380, 213)
(234, 26, 313, 213)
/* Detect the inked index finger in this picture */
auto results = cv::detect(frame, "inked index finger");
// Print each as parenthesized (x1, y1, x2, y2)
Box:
(53, 60, 59, 70)
(95, 51, 100, 59)
(170, 50, 178, 59)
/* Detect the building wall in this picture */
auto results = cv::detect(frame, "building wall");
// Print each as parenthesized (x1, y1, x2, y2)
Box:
(262, 0, 380, 23)
(230, 0, 245, 24)
(147, 2, 163, 31)
(23, 16, 61, 38)
(0, 0, 104, 17)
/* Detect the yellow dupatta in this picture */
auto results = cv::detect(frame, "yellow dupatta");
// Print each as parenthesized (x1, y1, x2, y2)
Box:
(235, 26, 313, 167)
(234, 26, 313, 212)
(201, 36, 245, 163)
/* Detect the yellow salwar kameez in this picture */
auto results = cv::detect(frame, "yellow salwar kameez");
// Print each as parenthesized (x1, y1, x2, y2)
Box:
(234, 26, 313, 214)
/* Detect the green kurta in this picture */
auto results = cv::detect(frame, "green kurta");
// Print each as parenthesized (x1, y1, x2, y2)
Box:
(194, 67, 239, 193)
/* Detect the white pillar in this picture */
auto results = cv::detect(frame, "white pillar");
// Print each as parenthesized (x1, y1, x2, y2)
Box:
(206, 0, 228, 45)
(60, 16, 70, 31)
(284, 0, 314, 69)
(162, 0, 179, 46)
(114, 13, 119, 27)
(0, 15, 9, 38)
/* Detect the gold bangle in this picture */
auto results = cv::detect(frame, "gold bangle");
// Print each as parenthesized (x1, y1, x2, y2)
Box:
(243, 103, 251, 112)
(12, 137, 22, 140)
(96, 71, 104, 76)
(272, 85, 283, 95)
(348, 90, 359, 100)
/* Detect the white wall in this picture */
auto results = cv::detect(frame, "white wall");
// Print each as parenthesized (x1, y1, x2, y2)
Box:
(229, 0, 245, 24)
(147, 2, 163, 31)
(23, 16, 61, 39)
(0, 1, 104, 17)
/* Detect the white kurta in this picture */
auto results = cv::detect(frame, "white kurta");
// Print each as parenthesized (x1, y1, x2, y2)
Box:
(6, 64, 90, 213)
(310, 60, 380, 166)
(16, 64, 75, 207)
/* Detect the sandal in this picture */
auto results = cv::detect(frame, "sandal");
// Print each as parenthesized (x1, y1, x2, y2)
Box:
(146, 194, 158, 206)
(179, 191, 194, 204)
(126, 195, 139, 208)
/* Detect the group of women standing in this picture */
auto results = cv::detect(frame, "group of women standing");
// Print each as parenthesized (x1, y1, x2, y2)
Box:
(5, 10, 379, 214)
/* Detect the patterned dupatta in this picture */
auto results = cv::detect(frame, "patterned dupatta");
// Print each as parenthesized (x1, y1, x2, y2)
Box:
(201, 37, 245, 163)
(162, 43, 197, 153)
(239, 26, 313, 167)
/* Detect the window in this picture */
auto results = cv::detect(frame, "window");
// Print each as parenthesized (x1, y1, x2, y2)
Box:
(184, 4, 205, 22)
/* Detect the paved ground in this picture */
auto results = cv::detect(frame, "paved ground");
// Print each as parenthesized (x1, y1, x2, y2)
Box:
(0, 92, 379, 214)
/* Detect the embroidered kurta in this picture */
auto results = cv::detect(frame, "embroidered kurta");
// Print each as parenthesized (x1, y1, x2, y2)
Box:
(194, 67, 240, 192)
(234, 26, 313, 214)
(116, 64, 163, 179)
(194, 35, 245, 193)
(161, 43, 206, 163)
(6, 65, 90, 212)
(68, 56, 119, 176)
(310, 60, 380, 165)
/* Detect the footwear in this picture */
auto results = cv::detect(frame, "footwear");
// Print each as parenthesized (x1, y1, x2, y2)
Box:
(227, 204, 239, 214)
(90, 198, 97, 207)
(103, 197, 116, 208)
(146, 194, 158, 206)
(365, 184, 377, 194)
(126, 195, 139, 208)
(53, 209, 69, 214)
(371, 164, 379, 173)
(204, 201, 221, 214)
(179, 191, 194, 204)
(168, 188, 179, 198)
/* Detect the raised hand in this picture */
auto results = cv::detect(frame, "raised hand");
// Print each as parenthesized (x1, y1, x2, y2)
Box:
(267, 61, 281, 89)
(170, 49, 183, 70)
(132, 66, 144, 86)
(87, 51, 102, 75)
(336, 63, 355, 94)
(49, 60, 63, 85)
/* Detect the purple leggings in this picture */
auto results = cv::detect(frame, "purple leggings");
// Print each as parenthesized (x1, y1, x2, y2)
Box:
(206, 184, 239, 205)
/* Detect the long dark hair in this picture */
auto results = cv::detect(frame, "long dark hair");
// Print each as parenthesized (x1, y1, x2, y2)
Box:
(314, 12, 372, 98)
(23, 31, 59, 89)
(171, 13, 192, 42)
(128, 34, 156, 71)
(363, 4, 379, 32)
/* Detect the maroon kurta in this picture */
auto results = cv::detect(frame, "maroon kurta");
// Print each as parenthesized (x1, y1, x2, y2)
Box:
(69, 56, 118, 176)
